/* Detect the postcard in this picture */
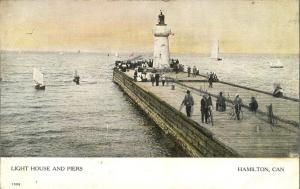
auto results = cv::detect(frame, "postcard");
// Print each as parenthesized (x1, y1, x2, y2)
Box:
(0, 0, 299, 188)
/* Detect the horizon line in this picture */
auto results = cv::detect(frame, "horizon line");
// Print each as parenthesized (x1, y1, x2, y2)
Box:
(1, 50, 298, 56)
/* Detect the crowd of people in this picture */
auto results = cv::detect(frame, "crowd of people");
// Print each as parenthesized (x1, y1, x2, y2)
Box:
(115, 59, 153, 72)
(186, 66, 200, 77)
(180, 90, 259, 123)
(149, 72, 166, 86)
(207, 72, 219, 88)
(169, 59, 184, 73)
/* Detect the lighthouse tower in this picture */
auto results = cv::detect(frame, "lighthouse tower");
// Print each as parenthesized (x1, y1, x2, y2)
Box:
(153, 11, 171, 68)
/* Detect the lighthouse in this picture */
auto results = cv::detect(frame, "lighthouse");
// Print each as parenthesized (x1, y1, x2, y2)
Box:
(153, 11, 172, 68)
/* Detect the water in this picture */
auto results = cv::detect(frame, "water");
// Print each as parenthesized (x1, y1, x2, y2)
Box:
(1, 51, 298, 157)
(0, 51, 186, 157)
(172, 53, 299, 98)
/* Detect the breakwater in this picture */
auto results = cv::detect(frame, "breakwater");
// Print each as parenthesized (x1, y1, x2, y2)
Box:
(113, 69, 298, 157)
(113, 69, 240, 157)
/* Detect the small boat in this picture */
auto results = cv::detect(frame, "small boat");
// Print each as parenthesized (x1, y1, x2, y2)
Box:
(33, 68, 46, 90)
(270, 59, 283, 68)
(73, 70, 80, 85)
(210, 40, 222, 61)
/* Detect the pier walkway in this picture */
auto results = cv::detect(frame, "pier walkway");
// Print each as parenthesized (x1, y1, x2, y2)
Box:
(167, 72, 299, 125)
(125, 71, 298, 157)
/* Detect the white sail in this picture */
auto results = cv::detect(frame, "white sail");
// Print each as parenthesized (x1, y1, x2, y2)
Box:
(276, 59, 283, 67)
(33, 68, 44, 85)
(74, 70, 78, 77)
(210, 40, 219, 59)
(270, 59, 283, 68)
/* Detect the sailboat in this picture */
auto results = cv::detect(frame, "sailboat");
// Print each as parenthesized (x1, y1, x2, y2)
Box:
(270, 59, 283, 68)
(33, 68, 45, 90)
(210, 40, 222, 61)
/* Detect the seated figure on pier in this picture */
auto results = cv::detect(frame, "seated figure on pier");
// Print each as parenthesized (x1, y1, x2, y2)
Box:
(273, 85, 283, 97)
(216, 92, 226, 112)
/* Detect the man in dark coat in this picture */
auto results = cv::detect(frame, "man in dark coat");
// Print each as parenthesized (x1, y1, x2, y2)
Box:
(134, 70, 138, 81)
(155, 73, 160, 86)
(208, 74, 213, 88)
(201, 95, 209, 123)
(249, 96, 258, 113)
(150, 74, 155, 86)
(187, 66, 191, 77)
(181, 90, 194, 117)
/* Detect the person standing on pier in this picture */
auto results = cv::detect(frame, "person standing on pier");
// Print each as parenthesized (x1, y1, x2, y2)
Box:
(161, 73, 166, 86)
(216, 92, 226, 111)
(192, 66, 197, 77)
(207, 94, 213, 108)
(155, 72, 160, 86)
(175, 59, 179, 74)
(201, 95, 209, 123)
(249, 96, 258, 113)
(150, 73, 155, 86)
(187, 66, 191, 77)
(181, 90, 194, 117)
(208, 76, 212, 88)
(134, 69, 138, 81)
(233, 94, 243, 120)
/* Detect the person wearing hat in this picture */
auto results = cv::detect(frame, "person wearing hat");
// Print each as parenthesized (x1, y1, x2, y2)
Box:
(181, 90, 194, 117)
(233, 94, 243, 120)
(249, 96, 258, 113)
(216, 92, 226, 111)
(201, 95, 209, 123)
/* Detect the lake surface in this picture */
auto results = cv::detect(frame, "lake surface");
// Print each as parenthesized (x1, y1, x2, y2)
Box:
(0, 51, 186, 157)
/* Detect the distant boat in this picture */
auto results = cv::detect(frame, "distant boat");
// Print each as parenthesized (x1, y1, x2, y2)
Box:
(33, 68, 45, 90)
(59, 52, 64, 55)
(78, 50, 80, 54)
(73, 70, 80, 85)
(270, 59, 283, 68)
(210, 40, 222, 61)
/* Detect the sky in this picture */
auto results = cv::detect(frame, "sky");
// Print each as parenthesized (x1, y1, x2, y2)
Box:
(0, 0, 298, 54)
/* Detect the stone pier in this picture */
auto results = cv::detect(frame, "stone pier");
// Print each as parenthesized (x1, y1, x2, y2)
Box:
(113, 69, 298, 157)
